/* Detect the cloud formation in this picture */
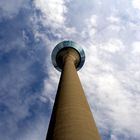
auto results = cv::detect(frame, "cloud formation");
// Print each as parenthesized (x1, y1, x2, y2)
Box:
(0, 0, 140, 140)
(0, 0, 30, 18)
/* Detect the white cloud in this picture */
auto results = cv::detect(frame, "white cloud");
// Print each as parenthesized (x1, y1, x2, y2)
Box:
(132, 41, 140, 54)
(0, 0, 29, 18)
(100, 39, 124, 53)
(107, 25, 121, 32)
(82, 15, 97, 38)
(107, 16, 120, 24)
(34, 0, 67, 28)
(132, 0, 140, 10)
(42, 67, 59, 105)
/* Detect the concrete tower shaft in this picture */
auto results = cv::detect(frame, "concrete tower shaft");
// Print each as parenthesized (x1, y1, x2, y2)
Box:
(46, 41, 101, 140)
(56, 47, 80, 71)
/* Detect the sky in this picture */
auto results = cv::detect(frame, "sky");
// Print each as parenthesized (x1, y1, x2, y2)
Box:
(0, 0, 140, 140)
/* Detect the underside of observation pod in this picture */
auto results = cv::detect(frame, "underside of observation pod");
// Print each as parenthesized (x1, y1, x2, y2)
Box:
(51, 40, 85, 72)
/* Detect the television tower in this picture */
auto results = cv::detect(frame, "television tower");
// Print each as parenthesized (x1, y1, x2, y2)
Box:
(46, 41, 101, 140)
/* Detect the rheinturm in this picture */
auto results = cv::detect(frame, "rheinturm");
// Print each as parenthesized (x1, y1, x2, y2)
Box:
(46, 40, 101, 140)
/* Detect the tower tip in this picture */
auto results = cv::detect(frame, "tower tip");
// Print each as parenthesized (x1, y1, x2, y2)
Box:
(51, 40, 85, 72)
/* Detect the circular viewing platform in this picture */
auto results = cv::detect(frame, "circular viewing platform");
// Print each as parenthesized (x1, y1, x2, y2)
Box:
(51, 40, 85, 72)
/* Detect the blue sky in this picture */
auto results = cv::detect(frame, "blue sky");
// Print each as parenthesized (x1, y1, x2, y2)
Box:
(0, 0, 140, 140)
